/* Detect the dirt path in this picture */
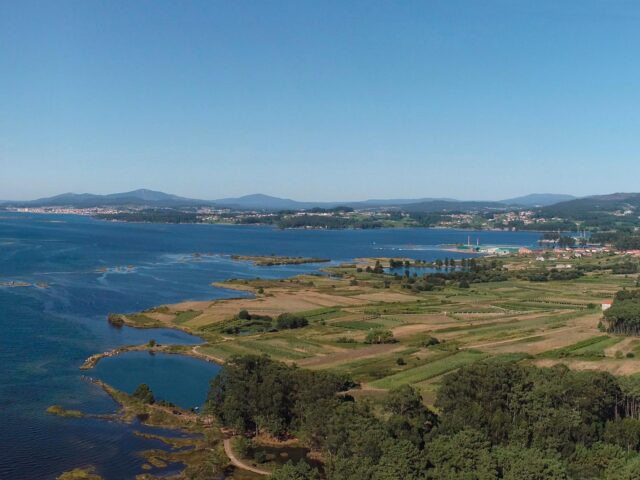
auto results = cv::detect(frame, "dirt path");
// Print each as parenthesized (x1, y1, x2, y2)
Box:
(223, 437, 269, 476)
(192, 345, 226, 364)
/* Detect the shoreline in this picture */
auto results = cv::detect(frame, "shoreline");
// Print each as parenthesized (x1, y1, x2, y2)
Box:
(80, 343, 225, 370)
(4, 211, 561, 234)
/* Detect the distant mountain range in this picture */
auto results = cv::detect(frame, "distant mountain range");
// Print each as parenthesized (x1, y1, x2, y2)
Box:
(3, 189, 580, 211)
(540, 192, 640, 217)
(13, 189, 206, 208)
(500, 193, 577, 207)
(401, 200, 508, 213)
(213, 194, 459, 210)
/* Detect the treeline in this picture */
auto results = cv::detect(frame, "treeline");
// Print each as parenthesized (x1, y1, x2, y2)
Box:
(406, 212, 448, 227)
(592, 231, 640, 250)
(522, 268, 584, 282)
(505, 219, 578, 232)
(384, 257, 614, 290)
(604, 289, 640, 335)
(276, 215, 384, 229)
(307, 206, 354, 213)
(95, 209, 200, 223)
(392, 258, 510, 291)
(218, 310, 308, 335)
(208, 356, 640, 479)
(206, 355, 354, 437)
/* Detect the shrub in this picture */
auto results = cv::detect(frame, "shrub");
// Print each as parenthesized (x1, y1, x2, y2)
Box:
(276, 313, 308, 330)
(336, 337, 357, 344)
(364, 329, 397, 345)
(421, 336, 441, 347)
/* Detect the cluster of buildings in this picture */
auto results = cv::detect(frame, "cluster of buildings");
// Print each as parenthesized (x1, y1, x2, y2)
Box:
(7, 206, 121, 215)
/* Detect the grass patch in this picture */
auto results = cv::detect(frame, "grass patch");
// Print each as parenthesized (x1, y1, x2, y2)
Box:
(123, 313, 162, 328)
(369, 350, 487, 389)
(298, 307, 346, 322)
(333, 320, 384, 331)
(173, 310, 202, 325)
(540, 335, 624, 359)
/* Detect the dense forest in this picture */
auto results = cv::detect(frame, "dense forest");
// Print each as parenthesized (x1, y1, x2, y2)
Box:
(604, 289, 640, 335)
(592, 231, 640, 251)
(206, 355, 640, 479)
(276, 215, 385, 229)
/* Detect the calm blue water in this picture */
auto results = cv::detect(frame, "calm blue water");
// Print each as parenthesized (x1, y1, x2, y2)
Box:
(93, 352, 221, 409)
(0, 213, 542, 479)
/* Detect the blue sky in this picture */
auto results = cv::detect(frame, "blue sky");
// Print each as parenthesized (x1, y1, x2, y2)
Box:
(1, 0, 639, 201)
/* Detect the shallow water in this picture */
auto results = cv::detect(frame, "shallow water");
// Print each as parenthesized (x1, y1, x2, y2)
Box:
(93, 351, 221, 409)
(0, 212, 541, 479)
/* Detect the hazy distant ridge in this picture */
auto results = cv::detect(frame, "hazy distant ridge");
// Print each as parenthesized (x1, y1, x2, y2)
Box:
(499, 193, 577, 207)
(5, 189, 581, 211)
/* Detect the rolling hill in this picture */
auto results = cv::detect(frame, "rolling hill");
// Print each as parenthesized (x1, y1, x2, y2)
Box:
(14, 189, 206, 208)
(3, 189, 586, 213)
(401, 200, 507, 213)
(500, 193, 576, 207)
(540, 193, 640, 218)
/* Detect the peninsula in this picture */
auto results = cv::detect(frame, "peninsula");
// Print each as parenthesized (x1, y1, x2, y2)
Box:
(53, 246, 640, 479)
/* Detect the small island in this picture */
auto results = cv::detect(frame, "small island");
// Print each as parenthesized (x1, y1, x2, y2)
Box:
(230, 254, 330, 266)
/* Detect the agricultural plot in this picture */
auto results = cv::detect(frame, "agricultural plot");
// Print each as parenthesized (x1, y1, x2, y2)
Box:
(117, 253, 640, 401)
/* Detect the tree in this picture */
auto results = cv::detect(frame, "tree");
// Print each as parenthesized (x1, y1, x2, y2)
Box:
(276, 313, 308, 330)
(425, 429, 497, 479)
(570, 442, 627, 479)
(558, 236, 576, 248)
(271, 461, 321, 480)
(372, 439, 427, 480)
(132, 383, 155, 404)
(206, 355, 352, 437)
(493, 445, 568, 480)
(385, 385, 437, 447)
(604, 418, 640, 452)
(385, 385, 427, 417)
(605, 456, 640, 480)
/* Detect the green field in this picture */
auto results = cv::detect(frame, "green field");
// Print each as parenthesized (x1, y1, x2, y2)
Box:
(117, 252, 640, 401)
(369, 350, 487, 389)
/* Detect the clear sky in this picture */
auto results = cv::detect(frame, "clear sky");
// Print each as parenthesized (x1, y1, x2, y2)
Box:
(1, 1, 639, 201)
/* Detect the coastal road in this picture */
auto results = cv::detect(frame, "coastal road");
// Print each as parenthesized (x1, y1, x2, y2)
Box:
(223, 437, 269, 476)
